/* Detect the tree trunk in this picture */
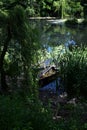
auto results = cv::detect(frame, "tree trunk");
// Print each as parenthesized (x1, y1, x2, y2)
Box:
(0, 24, 11, 93)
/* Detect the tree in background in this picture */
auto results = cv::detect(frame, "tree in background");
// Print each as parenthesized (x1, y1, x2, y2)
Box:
(0, 0, 40, 94)
(0, 0, 27, 93)
(81, 0, 87, 18)
(25, 0, 84, 18)
(68, 0, 83, 18)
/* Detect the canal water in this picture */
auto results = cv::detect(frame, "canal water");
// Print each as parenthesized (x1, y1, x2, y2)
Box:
(29, 19, 87, 47)
(41, 21, 87, 47)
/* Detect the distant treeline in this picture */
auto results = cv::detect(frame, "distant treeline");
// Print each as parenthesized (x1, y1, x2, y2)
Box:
(26, 0, 87, 18)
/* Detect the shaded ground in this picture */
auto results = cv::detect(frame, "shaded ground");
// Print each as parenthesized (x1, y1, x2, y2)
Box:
(39, 91, 87, 125)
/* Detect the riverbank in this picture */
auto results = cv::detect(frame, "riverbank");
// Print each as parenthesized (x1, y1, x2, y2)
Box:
(29, 17, 57, 20)
(29, 17, 84, 25)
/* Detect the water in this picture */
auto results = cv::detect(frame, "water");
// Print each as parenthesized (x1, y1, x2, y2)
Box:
(41, 22, 87, 47)
(30, 19, 87, 47)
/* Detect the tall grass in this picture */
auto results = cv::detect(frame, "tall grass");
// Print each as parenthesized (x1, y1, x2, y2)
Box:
(60, 46, 87, 97)
(0, 94, 56, 130)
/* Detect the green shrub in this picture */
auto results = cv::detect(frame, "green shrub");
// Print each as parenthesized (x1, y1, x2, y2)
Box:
(0, 94, 56, 130)
(0, 94, 86, 130)
(60, 46, 87, 97)
(0, 95, 32, 130)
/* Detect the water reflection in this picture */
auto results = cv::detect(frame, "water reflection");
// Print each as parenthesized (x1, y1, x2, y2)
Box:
(42, 23, 87, 47)
(29, 20, 87, 47)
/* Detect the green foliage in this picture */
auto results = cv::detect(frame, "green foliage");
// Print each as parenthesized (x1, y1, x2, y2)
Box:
(60, 46, 87, 97)
(0, 0, 84, 18)
(25, 7, 35, 16)
(8, 5, 27, 41)
(68, 1, 83, 18)
(0, 85, 87, 130)
(0, 9, 8, 26)
(22, 0, 85, 18)
(0, 95, 32, 130)
(0, 94, 56, 130)
(0, 0, 42, 94)
(53, 1, 60, 11)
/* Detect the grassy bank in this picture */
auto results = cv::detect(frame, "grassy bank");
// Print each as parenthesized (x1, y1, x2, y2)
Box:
(0, 94, 87, 130)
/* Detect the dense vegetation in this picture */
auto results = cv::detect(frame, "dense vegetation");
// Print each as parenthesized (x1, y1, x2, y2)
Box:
(0, 0, 87, 130)
(57, 46, 87, 97)
(0, 0, 87, 18)
(25, 0, 87, 18)
(0, 0, 41, 95)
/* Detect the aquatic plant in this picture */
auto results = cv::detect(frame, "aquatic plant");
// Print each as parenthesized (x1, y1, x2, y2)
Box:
(60, 46, 87, 97)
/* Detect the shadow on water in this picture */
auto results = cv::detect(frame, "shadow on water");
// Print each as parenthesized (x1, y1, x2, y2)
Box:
(39, 77, 64, 95)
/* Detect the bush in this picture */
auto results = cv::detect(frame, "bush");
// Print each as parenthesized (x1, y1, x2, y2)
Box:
(0, 94, 56, 130)
(60, 46, 87, 97)
(0, 93, 87, 130)
(0, 95, 32, 130)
